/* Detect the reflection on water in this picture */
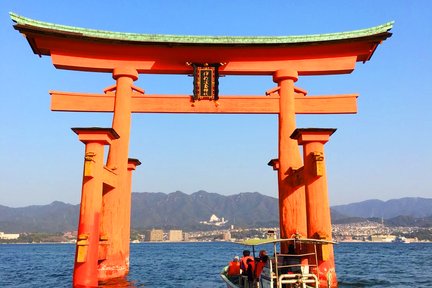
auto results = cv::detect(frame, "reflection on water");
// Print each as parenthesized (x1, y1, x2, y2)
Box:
(99, 277, 143, 287)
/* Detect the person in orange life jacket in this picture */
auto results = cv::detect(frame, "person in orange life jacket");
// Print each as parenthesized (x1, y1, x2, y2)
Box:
(255, 250, 269, 279)
(245, 257, 256, 283)
(240, 250, 254, 275)
(227, 256, 241, 276)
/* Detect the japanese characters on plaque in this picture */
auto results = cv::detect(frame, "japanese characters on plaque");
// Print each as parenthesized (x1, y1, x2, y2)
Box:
(192, 63, 220, 101)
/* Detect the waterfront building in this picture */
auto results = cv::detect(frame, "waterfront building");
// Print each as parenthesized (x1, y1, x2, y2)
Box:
(183, 233, 190, 242)
(0, 232, 20, 240)
(168, 230, 183, 241)
(222, 231, 231, 241)
(369, 235, 396, 242)
(144, 229, 163, 242)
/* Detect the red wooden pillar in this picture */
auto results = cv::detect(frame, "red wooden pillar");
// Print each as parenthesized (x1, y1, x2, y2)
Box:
(291, 128, 337, 288)
(99, 67, 139, 279)
(106, 66, 138, 169)
(72, 128, 119, 288)
(125, 158, 141, 257)
(273, 69, 307, 249)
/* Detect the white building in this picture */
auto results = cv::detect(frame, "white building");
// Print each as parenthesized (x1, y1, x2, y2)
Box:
(200, 214, 228, 226)
(0, 232, 20, 240)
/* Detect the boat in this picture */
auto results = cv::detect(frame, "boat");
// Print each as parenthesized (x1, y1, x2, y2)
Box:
(392, 236, 410, 243)
(220, 236, 336, 288)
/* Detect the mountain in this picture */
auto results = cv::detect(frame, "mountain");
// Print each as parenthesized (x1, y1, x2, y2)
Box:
(0, 191, 279, 233)
(384, 215, 432, 227)
(331, 197, 432, 219)
(131, 190, 279, 230)
(330, 209, 351, 222)
(0, 201, 79, 233)
(1, 193, 431, 233)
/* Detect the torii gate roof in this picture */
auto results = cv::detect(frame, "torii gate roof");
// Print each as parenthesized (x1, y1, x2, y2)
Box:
(11, 13, 393, 75)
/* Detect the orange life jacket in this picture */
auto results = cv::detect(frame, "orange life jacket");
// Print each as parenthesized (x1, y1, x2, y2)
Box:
(255, 261, 266, 278)
(240, 255, 254, 273)
(227, 261, 240, 276)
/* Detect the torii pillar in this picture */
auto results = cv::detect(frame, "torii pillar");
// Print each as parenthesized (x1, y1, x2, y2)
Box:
(71, 128, 119, 288)
(99, 67, 139, 280)
(125, 158, 142, 255)
(291, 128, 337, 288)
(273, 69, 308, 249)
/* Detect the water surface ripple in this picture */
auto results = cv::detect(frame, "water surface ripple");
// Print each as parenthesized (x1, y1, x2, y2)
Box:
(0, 242, 431, 287)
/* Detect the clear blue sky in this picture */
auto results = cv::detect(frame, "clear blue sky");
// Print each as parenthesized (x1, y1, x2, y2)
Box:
(1, 1, 431, 207)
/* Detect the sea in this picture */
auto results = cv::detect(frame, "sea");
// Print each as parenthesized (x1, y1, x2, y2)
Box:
(0, 242, 431, 287)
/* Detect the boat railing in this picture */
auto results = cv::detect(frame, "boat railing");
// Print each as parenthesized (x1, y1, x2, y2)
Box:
(275, 253, 317, 268)
(272, 250, 320, 288)
(277, 253, 316, 257)
(278, 273, 319, 288)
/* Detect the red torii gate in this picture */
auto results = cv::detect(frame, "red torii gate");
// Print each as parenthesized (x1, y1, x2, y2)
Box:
(11, 13, 392, 287)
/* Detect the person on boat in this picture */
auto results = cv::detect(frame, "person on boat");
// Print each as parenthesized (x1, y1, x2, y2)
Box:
(240, 250, 254, 275)
(245, 258, 255, 287)
(285, 244, 301, 274)
(240, 250, 255, 287)
(254, 250, 269, 279)
(227, 256, 241, 276)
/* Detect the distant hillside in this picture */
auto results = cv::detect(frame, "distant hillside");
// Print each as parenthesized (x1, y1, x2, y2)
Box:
(332, 197, 432, 219)
(0, 191, 279, 233)
(1, 193, 431, 233)
(131, 190, 279, 230)
(0, 201, 78, 233)
(330, 209, 351, 222)
(383, 215, 432, 227)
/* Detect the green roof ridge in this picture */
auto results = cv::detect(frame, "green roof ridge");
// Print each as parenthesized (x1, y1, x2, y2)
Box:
(10, 12, 393, 45)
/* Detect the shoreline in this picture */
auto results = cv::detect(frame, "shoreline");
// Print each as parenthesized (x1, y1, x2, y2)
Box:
(2, 240, 432, 245)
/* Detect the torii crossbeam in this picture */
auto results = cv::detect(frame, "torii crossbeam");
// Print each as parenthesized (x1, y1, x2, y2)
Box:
(50, 91, 358, 114)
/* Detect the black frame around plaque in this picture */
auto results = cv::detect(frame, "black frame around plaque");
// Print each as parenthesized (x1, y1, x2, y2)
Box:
(192, 63, 220, 101)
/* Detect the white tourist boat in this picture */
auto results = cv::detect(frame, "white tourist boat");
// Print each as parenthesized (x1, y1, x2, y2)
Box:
(220, 237, 336, 288)
(393, 236, 411, 243)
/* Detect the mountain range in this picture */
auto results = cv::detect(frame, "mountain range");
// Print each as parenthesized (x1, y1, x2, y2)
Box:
(331, 197, 432, 218)
(1, 191, 431, 233)
(131, 191, 278, 230)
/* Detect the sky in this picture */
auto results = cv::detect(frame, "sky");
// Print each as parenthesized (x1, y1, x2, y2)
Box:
(0, 1, 431, 207)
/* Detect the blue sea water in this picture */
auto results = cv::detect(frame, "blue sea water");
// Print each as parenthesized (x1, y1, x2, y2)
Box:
(0, 242, 431, 287)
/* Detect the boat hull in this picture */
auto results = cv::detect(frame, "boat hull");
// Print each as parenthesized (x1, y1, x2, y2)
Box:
(220, 272, 240, 288)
